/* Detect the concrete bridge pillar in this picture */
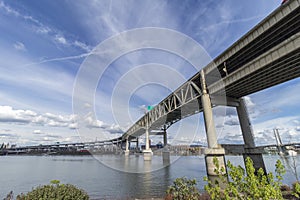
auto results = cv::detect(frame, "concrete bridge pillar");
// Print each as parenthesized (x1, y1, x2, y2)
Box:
(163, 131, 168, 147)
(200, 70, 227, 180)
(162, 126, 170, 164)
(136, 137, 139, 151)
(143, 127, 152, 161)
(125, 137, 130, 156)
(237, 97, 266, 173)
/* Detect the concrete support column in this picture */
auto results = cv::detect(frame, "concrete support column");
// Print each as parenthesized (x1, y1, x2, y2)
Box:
(200, 70, 226, 181)
(125, 137, 129, 156)
(136, 137, 139, 151)
(237, 97, 266, 173)
(143, 124, 152, 161)
(202, 93, 218, 148)
(162, 126, 170, 164)
(163, 127, 168, 147)
(145, 128, 150, 150)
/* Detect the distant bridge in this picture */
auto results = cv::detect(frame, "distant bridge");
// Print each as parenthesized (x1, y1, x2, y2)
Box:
(4, 141, 299, 156)
(221, 143, 300, 155)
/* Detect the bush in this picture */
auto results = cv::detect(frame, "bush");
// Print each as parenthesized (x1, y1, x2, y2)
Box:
(292, 181, 300, 198)
(204, 157, 286, 200)
(16, 180, 89, 200)
(166, 177, 200, 200)
(280, 184, 291, 192)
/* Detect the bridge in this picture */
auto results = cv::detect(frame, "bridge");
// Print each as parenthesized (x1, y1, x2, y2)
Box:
(222, 143, 300, 155)
(85, 0, 300, 177)
(3, 140, 300, 156)
(106, 0, 300, 176)
(6, 0, 298, 179)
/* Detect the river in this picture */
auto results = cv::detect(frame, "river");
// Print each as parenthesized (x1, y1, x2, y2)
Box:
(0, 154, 299, 199)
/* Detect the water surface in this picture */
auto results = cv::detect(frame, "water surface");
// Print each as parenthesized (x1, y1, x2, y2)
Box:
(0, 154, 298, 199)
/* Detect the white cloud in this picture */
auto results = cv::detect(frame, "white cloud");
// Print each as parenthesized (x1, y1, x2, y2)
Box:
(47, 120, 68, 127)
(68, 123, 78, 129)
(107, 124, 124, 134)
(33, 130, 42, 134)
(36, 26, 51, 34)
(84, 103, 92, 108)
(0, 106, 76, 129)
(0, 106, 35, 123)
(13, 41, 26, 51)
(85, 116, 106, 128)
(224, 116, 239, 126)
(253, 116, 300, 145)
(0, 1, 20, 17)
(55, 35, 67, 45)
(74, 40, 92, 52)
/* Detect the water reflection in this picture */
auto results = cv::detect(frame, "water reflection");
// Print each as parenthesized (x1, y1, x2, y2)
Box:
(95, 154, 177, 173)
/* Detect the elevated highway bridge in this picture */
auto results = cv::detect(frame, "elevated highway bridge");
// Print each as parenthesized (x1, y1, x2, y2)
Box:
(91, 0, 300, 176)
(120, 0, 299, 151)
(112, 0, 300, 176)
(122, 0, 300, 140)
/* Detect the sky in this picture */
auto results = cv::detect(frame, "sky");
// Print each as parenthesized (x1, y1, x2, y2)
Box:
(0, 0, 299, 147)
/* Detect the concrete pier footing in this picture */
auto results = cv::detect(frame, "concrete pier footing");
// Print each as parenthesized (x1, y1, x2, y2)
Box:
(143, 149, 153, 161)
(204, 148, 226, 176)
(204, 148, 227, 186)
(124, 150, 130, 156)
(125, 137, 129, 156)
(243, 148, 266, 174)
(162, 150, 170, 164)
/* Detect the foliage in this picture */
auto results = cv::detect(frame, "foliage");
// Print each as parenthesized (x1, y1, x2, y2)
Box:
(4, 191, 13, 200)
(204, 157, 286, 200)
(166, 177, 200, 200)
(292, 182, 300, 198)
(203, 157, 227, 199)
(16, 180, 89, 200)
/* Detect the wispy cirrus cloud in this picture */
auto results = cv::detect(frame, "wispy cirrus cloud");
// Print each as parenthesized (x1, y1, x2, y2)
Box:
(13, 41, 26, 51)
(0, 1, 92, 52)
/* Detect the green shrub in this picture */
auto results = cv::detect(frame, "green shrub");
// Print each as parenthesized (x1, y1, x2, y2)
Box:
(16, 180, 89, 200)
(204, 157, 286, 200)
(166, 177, 200, 200)
(292, 181, 300, 198)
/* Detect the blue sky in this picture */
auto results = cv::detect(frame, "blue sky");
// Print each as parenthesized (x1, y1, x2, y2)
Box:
(0, 0, 299, 147)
